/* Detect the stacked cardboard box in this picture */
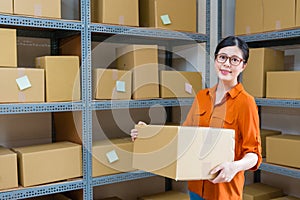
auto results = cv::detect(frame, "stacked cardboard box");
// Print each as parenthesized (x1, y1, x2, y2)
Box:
(0, 28, 17, 68)
(139, 0, 197, 32)
(133, 125, 235, 180)
(0, 0, 13, 14)
(138, 191, 189, 200)
(271, 196, 300, 200)
(260, 129, 281, 157)
(0, 147, 18, 190)
(243, 183, 283, 200)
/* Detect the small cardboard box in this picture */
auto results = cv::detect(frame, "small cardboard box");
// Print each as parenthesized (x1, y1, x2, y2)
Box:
(266, 71, 300, 99)
(235, 0, 263, 35)
(243, 48, 284, 98)
(92, 138, 135, 177)
(91, 0, 139, 26)
(133, 125, 235, 180)
(93, 69, 132, 100)
(139, 0, 196, 32)
(263, 0, 295, 32)
(14, 0, 61, 19)
(0, 68, 44, 103)
(266, 134, 300, 168)
(160, 71, 202, 98)
(138, 191, 189, 200)
(0, 0, 13, 14)
(243, 183, 283, 200)
(13, 142, 82, 187)
(296, 0, 300, 26)
(0, 147, 18, 190)
(26, 194, 72, 200)
(271, 196, 300, 200)
(36, 56, 81, 102)
(0, 28, 17, 68)
(260, 129, 281, 157)
(116, 45, 159, 99)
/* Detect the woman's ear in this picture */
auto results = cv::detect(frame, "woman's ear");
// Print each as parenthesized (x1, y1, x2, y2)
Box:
(241, 63, 247, 71)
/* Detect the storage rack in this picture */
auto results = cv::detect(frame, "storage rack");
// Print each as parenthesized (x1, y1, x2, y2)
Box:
(0, 0, 211, 199)
(238, 31, 300, 181)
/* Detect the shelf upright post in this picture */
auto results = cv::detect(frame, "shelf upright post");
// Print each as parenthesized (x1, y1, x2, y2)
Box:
(206, 0, 211, 88)
(81, 0, 93, 199)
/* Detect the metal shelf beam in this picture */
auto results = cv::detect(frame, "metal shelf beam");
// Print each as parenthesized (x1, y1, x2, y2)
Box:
(255, 98, 300, 108)
(0, 179, 84, 200)
(260, 162, 300, 179)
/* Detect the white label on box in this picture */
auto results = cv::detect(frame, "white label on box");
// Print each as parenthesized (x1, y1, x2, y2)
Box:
(185, 83, 193, 94)
(16, 76, 32, 91)
(116, 81, 126, 92)
(160, 14, 171, 25)
(106, 150, 119, 163)
(34, 4, 42, 16)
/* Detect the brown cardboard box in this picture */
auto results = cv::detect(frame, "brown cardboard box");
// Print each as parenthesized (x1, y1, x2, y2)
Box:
(14, 0, 61, 19)
(296, 0, 300, 26)
(98, 197, 122, 200)
(260, 129, 281, 157)
(243, 48, 284, 97)
(92, 138, 135, 177)
(266, 71, 300, 99)
(0, 147, 18, 190)
(91, 0, 139, 26)
(139, 0, 196, 32)
(271, 196, 300, 200)
(0, 113, 51, 148)
(0, 68, 44, 103)
(133, 125, 235, 180)
(0, 0, 13, 14)
(138, 191, 189, 200)
(160, 71, 202, 98)
(94, 69, 132, 100)
(26, 194, 72, 200)
(116, 45, 159, 99)
(243, 183, 283, 200)
(59, 35, 81, 58)
(36, 56, 81, 102)
(235, 0, 263, 35)
(0, 28, 17, 68)
(13, 142, 82, 187)
(263, 0, 295, 32)
(266, 134, 300, 168)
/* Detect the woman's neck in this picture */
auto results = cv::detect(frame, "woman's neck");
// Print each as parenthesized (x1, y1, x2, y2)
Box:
(217, 79, 238, 93)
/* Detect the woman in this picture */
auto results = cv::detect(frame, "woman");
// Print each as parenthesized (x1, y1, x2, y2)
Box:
(131, 36, 262, 200)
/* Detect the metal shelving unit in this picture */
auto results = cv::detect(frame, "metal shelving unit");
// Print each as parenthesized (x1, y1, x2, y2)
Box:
(0, 0, 210, 199)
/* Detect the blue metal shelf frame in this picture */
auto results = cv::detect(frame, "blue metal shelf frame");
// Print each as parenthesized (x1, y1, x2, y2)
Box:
(92, 171, 156, 187)
(255, 98, 300, 108)
(260, 162, 300, 179)
(0, 180, 83, 200)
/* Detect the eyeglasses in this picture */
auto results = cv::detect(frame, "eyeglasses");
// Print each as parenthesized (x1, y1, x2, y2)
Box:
(215, 54, 245, 66)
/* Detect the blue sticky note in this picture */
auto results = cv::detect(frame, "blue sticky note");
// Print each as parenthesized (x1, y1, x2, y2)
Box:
(116, 81, 126, 92)
(106, 150, 119, 163)
(160, 14, 171, 25)
(16, 76, 32, 91)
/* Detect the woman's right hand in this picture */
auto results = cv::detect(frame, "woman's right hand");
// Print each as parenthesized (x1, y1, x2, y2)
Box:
(130, 121, 147, 141)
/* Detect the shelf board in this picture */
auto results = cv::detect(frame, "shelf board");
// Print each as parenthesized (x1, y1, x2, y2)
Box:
(255, 98, 300, 108)
(0, 179, 83, 200)
(259, 162, 300, 179)
(92, 98, 194, 110)
(0, 14, 81, 31)
(90, 23, 207, 42)
(0, 102, 83, 114)
(92, 171, 156, 187)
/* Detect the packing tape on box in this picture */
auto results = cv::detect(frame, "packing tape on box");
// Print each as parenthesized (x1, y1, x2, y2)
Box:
(18, 92, 26, 102)
(119, 16, 125, 25)
(17, 68, 25, 77)
(112, 69, 118, 80)
(34, 4, 42, 16)
(185, 82, 193, 94)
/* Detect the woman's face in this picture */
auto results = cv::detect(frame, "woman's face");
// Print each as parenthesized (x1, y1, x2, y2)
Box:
(214, 46, 246, 85)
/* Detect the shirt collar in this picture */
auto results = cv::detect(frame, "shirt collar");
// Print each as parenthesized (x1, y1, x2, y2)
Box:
(206, 82, 243, 99)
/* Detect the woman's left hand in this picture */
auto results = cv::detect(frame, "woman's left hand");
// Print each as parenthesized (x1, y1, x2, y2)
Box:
(208, 161, 238, 184)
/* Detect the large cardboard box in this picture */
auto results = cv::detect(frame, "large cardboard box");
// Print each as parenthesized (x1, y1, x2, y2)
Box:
(36, 56, 81, 102)
(26, 194, 72, 200)
(14, 0, 61, 19)
(91, 0, 139, 26)
(263, 0, 295, 32)
(266, 71, 300, 99)
(235, 0, 263, 35)
(116, 45, 159, 99)
(271, 196, 300, 200)
(243, 48, 284, 97)
(266, 134, 300, 168)
(138, 191, 189, 200)
(13, 142, 82, 187)
(0, 0, 13, 14)
(139, 0, 196, 32)
(133, 125, 235, 180)
(94, 69, 132, 100)
(0, 68, 44, 103)
(92, 138, 134, 177)
(0, 147, 18, 190)
(260, 129, 281, 157)
(160, 71, 202, 98)
(243, 183, 283, 200)
(296, 0, 300, 26)
(0, 28, 17, 68)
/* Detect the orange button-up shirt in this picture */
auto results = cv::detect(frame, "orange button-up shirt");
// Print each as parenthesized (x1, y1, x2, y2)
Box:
(183, 83, 262, 200)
